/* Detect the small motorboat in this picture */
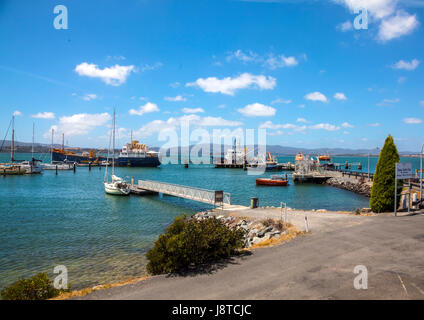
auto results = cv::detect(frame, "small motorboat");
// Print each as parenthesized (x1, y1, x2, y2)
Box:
(256, 175, 289, 186)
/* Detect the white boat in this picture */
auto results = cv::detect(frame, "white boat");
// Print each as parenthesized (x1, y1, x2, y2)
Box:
(104, 175, 130, 195)
(104, 109, 130, 196)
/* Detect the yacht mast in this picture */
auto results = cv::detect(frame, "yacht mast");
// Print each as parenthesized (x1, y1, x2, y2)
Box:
(32, 122, 34, 158)
(51, 128, 54, 163)
(11, 115, 15, 162)
(112, 108, 115, 176)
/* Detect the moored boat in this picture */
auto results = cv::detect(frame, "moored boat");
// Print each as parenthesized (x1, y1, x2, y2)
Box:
(104, 109, 131, 196)
(256, 175, 289, 186)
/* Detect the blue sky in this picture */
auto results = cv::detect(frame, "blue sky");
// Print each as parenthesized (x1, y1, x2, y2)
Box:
(0, 0, 423, 151)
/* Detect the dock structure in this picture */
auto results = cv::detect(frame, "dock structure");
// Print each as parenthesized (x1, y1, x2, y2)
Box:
(136, 179, 232, 206)
(214, 162, 295, 171)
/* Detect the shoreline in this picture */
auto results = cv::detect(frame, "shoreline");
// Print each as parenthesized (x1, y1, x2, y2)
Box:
(56, 206, 373, 300)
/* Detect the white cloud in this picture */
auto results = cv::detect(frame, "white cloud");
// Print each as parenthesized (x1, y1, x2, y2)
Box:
(31, 112, 55, 119)
(333, 0, 397, 20)
(420, 101, 424, 107)
(403, 117, 422, 124)
(140, 62, 163, 72)
(226, 49, 258, 63)
(334, 92, 347, 100)
(187, 73, 276, 95)
(134, 115, 242, 138)
(341, 122, 354, 128)
(334, 1, 419, 42)
(165, 95, 187, 102)
(259, 121, 306, 132)
(296, 118, 309, 123)
(182, 107, 205, 114)
(398, 76, 407, 83)
(309, 123, 341, 131)
(199, 116, 242, 127)
(129, 102, 160, 116)
(271, 98, 292, 105)
(378, 11, 419, 41)
(82, 93, 98, 101)
(305, 91, 328, 103)
(338, 20, 353, 32)
(368, 122, 381, 127)
(13, 110, 22, 116)
(45, 113, 111, 137)
(75, 62, 135, 86)
(225, 50, 301, 70)
(392, 59, 420, 70)
(170, 82, 180, 88)
(237, 103, 276, 117)
(264, 54, 298, 69)
(377, 98, 400, 106)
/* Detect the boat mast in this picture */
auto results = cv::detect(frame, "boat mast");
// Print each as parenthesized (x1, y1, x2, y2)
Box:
(62, 133, 64, 152)
(32, 122, 34, 158)
(112, 108, 115, 176)
(51, 128, 54, 164)
(11, 115, 15, 162)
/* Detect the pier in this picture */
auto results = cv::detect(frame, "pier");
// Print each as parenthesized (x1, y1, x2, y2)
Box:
(134, 179, 234, 207)
(214, 162, 295, 171)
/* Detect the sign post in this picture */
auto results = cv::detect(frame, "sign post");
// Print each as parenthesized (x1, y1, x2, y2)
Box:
(395, 163, 413, 216)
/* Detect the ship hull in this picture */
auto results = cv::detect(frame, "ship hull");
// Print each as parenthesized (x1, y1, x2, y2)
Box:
(115, 156, 161, 167)
(52, 152, 106, 164)
(52, 152, 161, 167)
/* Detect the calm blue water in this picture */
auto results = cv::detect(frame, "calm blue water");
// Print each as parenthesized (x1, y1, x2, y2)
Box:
(0, 153, 421, 290)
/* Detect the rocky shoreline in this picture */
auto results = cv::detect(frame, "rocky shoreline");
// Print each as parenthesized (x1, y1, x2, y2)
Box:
(193, 211, 295, 248)
(324, 176, 372, 197)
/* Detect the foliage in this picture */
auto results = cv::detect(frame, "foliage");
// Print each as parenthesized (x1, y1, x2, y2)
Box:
(1, 273, 65, 300)
(146, 215, 245, 275)
(370, 134, 402, 213)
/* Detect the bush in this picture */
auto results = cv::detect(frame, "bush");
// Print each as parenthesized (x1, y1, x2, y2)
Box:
(146, 215, 245, 275)
(1, 273, 64, 300)
(370, 134, 402, 213)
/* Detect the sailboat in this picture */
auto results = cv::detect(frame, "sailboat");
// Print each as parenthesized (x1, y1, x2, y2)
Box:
(0, 116, 42, 174)
(104, 109, 130, 196)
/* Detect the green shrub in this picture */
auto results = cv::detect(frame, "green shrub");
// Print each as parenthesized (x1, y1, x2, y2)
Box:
(146, 215, 245, 275)
(370, 134, 402, 213)
(1, 273, 65, 300)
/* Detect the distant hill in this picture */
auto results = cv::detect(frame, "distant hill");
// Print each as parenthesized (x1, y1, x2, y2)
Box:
(0, 140, 417, 156)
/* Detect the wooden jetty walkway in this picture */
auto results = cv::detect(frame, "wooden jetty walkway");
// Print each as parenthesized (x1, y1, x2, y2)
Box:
(131, 179, 246, 210)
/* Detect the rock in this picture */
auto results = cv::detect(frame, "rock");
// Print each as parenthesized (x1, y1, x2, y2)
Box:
(361, 208, 371, 213)
(252, 237, 262, 245)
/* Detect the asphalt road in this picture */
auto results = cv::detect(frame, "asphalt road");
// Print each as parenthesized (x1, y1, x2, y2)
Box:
(78, 213, 424, 300)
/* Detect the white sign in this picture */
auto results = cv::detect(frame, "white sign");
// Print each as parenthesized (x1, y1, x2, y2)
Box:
(396, 162, 413, 179)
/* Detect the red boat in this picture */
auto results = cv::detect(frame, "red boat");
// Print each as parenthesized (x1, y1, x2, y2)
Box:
(256, 175, 289, 186)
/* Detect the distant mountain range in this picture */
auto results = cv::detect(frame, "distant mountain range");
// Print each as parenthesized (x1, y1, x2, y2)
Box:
(0, 140, 417, 156)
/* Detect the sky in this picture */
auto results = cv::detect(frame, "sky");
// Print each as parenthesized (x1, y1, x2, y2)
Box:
(0, 0, 423, 151)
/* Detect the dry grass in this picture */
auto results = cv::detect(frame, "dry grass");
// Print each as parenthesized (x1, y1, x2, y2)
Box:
(247, 224, 305, 250)
(51, 275, 149, 300)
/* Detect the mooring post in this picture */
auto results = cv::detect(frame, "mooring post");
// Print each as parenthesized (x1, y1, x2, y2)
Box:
(55, 165, 58, 175)
(89, 163, 91, 171)
(304, 216, 309, 232)
(73, 163, 76, 173)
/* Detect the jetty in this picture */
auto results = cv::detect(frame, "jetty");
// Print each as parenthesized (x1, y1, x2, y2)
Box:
(131, 179, 246, 210)
(214, 162, 295, 171)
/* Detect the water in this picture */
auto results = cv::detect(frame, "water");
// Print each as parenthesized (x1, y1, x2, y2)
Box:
(0, 153, 421, 290)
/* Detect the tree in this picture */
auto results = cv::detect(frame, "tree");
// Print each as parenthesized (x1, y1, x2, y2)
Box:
(370, 134, 401, 213)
